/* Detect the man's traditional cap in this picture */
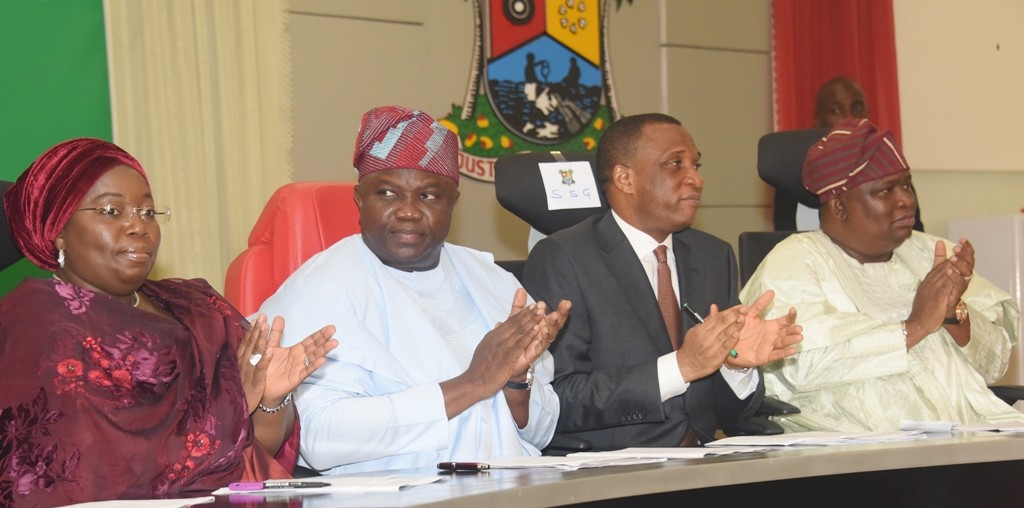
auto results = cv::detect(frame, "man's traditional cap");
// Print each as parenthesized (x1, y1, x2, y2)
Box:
(4, 138, 147, 271)
(802, 118, 909, 203)
(352, 105, 460, 184)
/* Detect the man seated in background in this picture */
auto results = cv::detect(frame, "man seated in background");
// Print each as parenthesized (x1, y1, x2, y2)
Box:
(811, 76, 869, 130)
(779, 76, 924, 231)
(741, 118, 1022, 432)
(259, 105, 570, 474)
(523, 113, 802, 450)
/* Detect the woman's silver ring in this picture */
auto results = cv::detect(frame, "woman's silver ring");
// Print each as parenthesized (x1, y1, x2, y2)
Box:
(248, 353, 262, 366)
(303, 356, 311, 367)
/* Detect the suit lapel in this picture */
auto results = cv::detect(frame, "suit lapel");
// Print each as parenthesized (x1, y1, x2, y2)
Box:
(595, 213, 674, 353)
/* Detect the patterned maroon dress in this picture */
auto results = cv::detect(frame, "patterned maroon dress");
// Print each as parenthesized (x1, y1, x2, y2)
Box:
(0, 277, 299, 507)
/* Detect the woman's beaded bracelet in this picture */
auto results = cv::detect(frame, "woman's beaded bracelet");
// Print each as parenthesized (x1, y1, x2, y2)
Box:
(257, 392, 293, 414)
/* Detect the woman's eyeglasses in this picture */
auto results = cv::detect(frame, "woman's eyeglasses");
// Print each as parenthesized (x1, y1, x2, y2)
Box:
(77, 203, 172, 225)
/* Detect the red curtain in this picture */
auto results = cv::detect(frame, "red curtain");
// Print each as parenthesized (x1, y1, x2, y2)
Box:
(772, 0, 901, 142)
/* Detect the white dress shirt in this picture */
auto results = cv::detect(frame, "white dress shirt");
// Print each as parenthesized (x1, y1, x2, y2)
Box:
(610, 210, 758, 402)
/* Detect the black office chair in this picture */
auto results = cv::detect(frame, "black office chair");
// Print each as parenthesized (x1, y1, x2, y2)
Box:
(494, 151, 608, 237)
(738, 231, 795, 287)
(494, 152, 796, 440)
(757, 129, 827, 231)
(0, 180, 25, 271)
(493, 150, 606, 281)
(737, 131, 822, 286)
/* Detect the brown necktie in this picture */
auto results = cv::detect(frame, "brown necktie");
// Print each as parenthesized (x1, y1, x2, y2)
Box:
(654, 245, 681, 350)
(655, 246, 699, 446)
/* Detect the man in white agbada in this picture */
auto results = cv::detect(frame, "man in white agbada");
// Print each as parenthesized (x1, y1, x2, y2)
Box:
(259, 105, 570, 474)
(741, 118, 1022, 432)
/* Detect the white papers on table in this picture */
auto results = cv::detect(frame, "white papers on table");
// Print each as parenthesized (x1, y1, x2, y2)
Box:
(57, 498, 214, 508)
(486, 455, 667, 471)
(568, 447, 771, 460)
(899, 420, 956, 433)
(901, 419, 1024, 433)
(211, 475, 441, 496)
(955, 421, 1024, 432)
(485, 447, 769, 470)
(705, 430, 926, 447)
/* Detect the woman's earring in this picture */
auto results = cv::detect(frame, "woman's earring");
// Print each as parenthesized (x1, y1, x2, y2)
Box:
(57, 248, 65, 268)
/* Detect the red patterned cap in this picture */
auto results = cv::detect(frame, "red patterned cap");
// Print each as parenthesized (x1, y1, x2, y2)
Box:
(802, 118, 909, 203)
(352, 106, 460, 184)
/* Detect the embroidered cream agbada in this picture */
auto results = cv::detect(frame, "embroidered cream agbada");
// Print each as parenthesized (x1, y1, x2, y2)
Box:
(740, 230, 1022, 432)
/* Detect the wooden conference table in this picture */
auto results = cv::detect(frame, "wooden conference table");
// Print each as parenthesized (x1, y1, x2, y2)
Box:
(202, 432, 1024, 507)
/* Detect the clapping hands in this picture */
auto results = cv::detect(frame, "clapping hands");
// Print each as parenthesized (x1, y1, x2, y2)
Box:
(677, 291, 802, 380)
(467, 288, 571, 394)
(441, 288, 570, 420)
(905, 238, 975, 347)
(238, 314, 338, 414)
(724, 290, 802, 369)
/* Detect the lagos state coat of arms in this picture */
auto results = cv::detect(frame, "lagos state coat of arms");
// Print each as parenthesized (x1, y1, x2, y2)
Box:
(440, 0, 622, 182)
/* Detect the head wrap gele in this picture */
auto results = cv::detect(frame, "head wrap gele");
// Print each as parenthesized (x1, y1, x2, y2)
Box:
(3, 138, 147, 271)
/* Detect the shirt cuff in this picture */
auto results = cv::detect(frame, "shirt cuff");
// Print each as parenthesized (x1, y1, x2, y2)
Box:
(657, 352, 690, 402)
(719, 365, 759, 399)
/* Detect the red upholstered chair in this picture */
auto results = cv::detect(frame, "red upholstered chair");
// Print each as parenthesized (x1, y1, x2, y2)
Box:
(224, 181, 360, 316)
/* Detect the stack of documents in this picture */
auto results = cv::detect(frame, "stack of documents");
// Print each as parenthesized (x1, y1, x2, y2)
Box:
(705, 430, 926, 447)
(485, 455, 667, 470)
(455, 447, 769, 470)
(900, 420, 1024, 433)
(567, 447, 770, 460)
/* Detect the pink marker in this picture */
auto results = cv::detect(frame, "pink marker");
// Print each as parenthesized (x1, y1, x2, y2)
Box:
(228, 481, 331, 491)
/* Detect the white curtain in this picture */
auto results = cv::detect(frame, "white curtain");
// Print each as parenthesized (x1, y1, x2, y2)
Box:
(104, 0, 293, 290)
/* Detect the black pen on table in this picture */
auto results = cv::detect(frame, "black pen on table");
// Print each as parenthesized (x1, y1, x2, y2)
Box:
(437, 461, 490, 471)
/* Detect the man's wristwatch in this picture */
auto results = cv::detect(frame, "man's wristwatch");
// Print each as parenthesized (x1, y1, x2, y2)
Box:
(505, 364, 535, 390)
(943, 300, 968, 325)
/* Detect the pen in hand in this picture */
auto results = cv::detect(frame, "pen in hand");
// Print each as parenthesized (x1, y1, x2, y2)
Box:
(684, 302, 740, 359)
(229, 481, 332, 491)
(682, 303, 704, 324)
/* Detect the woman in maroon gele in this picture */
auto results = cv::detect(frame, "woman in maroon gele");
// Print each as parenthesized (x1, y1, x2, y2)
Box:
(0, 138, 338, 506)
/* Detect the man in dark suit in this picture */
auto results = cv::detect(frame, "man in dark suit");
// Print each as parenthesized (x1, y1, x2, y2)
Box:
(523, 113, 802, 449)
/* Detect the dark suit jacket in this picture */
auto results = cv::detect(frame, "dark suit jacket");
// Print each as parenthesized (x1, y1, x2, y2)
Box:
(523, 212, 763, 450)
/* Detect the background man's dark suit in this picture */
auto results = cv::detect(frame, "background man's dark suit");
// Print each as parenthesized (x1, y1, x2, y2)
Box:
(523, 211, 764, 450)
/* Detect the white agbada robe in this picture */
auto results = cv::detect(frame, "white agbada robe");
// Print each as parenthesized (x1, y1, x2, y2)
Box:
(259, 235, 558, 474)
(740, 230, 1022, 432)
